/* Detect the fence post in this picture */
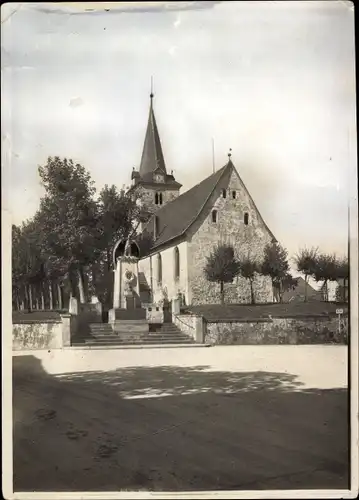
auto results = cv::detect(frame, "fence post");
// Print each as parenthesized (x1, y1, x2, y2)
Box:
(69, 297, 78, 315)
(171, 297, 181, 321)
(61, 313, 72, 347)
(193, 315, 205, 343)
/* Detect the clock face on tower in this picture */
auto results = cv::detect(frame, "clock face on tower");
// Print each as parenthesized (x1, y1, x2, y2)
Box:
(154, 173, 164, 183)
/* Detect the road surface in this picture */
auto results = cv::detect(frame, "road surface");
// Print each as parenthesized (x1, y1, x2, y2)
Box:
(13, 345, 348, 492)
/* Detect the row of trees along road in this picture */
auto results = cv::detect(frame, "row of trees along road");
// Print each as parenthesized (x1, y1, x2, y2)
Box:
(204, 242, 349, 305)
(294, 247, 349, 302)
(12, 157, 152, 312)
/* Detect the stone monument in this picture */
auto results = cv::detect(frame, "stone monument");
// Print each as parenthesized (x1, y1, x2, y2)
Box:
(108, 236, 148, 336)
(112, 236, 141, 310)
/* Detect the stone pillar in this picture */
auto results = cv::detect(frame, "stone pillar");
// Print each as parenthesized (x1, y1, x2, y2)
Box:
(120, 259, 139, 308)
(108, 308, 116, 325)
(194, 315, 205, 343)
(90, 295, 103, 321)
(113, 258, 121, 309)
(172, 297, 181, 315)
(124, 288, 135, 310)
(95, 301, 103, 317)
(61, 314, 72, 347)
(69, 296, 78, 315)
(135, 260, 140, 297)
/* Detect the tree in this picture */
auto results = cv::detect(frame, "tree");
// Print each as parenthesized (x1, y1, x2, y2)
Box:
(311, 253, 338, 301)
(30, 208, 70, 310)
(12, 219, 45, 311)
(12, 224, 25, 310)
(335, 257, 349, 302)
(12, 158, 154, 310)
(99, 187, 151, 255)
(239, 257, 260, 304)
(97, 185, 136, 269)
(261, 241, 289, 302)
(136, 230, 155, 259)
(37, 157, 101, 303)
(294, 246, 318, 302)
(93, 185, 152, 306)
(204, 244, 241, 304)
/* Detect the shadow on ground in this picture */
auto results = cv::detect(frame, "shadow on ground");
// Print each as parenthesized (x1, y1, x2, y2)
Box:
(13, 355, 349, 492)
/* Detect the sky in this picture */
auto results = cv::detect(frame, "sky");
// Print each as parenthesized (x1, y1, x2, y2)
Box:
(1, 1, 356, 262)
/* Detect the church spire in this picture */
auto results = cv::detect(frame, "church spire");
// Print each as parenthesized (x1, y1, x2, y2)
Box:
(139, 85, 167, 179)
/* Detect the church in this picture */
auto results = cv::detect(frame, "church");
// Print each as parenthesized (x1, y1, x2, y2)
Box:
(125, 91, 276, 306)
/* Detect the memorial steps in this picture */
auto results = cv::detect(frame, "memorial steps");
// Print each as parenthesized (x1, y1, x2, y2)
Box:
(71, 321, 198, 348)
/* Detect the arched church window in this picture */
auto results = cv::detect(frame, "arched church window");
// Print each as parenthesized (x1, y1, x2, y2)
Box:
(155, 192, 159, 205)
(157, 253, 162, 284)
(212, 210, 218, 223)
(174, 247, 180, 280)
(232, 190, 236, 199)
(222, 188, 227, 198)
(159, 192, 163, 205)
(244, 212, 249, 225)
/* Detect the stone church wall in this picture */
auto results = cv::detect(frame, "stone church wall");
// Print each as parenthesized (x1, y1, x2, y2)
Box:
(188, 169, 273, 305)
(135, 185, 180, 215)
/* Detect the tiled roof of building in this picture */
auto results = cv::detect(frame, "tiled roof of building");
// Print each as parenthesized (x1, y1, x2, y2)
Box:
(141, 159, 277, 253)
(139, 95, 167, 177)
(143, 162, 232, 250)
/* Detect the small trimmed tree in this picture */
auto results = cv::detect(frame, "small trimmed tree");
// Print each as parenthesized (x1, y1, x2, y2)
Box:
(261, 241, 289, 302)
(294, 246, 318, 302)
(311, 253, 338, 301)
(204, 244, 241, 304)
(239, 257, 260, 304)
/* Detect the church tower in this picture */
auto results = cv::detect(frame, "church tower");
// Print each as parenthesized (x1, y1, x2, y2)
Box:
(129, 91, 182, 214)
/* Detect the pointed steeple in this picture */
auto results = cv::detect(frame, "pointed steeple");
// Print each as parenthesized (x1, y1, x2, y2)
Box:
(139, 90, 167, 179)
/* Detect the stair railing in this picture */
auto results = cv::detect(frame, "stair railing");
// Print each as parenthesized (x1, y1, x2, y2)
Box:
(172, 312, 195, 330)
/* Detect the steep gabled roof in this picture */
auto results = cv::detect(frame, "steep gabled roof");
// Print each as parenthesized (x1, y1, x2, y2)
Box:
(142, 159, 277, 253)
(143, 162, 232, 250)
(139, 95, 167, 177)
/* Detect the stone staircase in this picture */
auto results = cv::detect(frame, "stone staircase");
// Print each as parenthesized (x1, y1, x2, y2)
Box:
(138, 272, 152, 303)
(71, 322, 197, 348)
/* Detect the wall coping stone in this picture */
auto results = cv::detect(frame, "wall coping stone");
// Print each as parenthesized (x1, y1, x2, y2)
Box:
(13, 319, 62, 325)
(207, 318, 272, 324)
(202, 313, 348, 323)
